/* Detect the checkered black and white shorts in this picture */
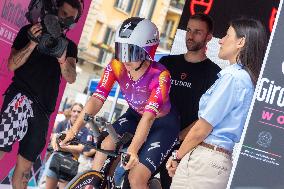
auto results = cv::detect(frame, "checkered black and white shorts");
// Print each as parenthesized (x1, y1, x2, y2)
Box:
(0, 93, 34, 147)
(0, 85, 50, 162)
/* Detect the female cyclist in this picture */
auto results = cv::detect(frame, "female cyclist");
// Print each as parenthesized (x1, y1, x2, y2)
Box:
(61, 17, 179, 189)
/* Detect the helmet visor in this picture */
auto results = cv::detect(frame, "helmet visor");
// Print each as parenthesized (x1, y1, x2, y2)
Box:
(115, 42, 149, 63)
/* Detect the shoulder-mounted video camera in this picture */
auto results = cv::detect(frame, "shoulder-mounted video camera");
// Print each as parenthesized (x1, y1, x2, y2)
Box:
(25, 0, 83, 58)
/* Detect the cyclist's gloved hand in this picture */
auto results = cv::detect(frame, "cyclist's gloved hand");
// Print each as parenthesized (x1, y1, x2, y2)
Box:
(121, 153, 130, 166)
(123, 151, 139, 170)
(59, 127, 78, 147)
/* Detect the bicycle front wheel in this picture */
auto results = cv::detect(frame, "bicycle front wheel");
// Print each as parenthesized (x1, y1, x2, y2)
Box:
(65, 170, 104, 189)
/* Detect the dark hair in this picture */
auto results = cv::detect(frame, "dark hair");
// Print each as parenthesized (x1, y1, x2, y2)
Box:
(189, 13, 214, 33)
(231, 18, 268, 86)
(58, 0, 83, 22)
(70, 102, 83, 110)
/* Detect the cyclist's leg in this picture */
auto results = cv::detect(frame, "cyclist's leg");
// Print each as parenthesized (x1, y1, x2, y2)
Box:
(125, 168, 165, 189)
(128, 163, 152, 189)
(92, 108, 140, 172)
(92, 135, 116, 171)
(128, 107, 179, 188)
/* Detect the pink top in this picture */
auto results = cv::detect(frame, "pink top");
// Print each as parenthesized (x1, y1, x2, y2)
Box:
(93, 59, 171, 117)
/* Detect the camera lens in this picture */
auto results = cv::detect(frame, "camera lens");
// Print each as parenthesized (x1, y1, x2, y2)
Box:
(45, 37, 58, 48)
(38, 33, 68, 58)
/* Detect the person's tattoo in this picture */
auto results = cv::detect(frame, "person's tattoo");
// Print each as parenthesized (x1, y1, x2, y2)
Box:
(62, 61, 76, 81)
(12, 171, 30, 189)
(63, 67, 76, 78)
(70, 61, 76, 69)
(13, 45, 33, 66)
(22, 171, 31, 188)
(23, 171, 31, 184)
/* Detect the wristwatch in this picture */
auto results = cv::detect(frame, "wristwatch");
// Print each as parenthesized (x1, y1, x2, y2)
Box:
(171, 150, 181, 163)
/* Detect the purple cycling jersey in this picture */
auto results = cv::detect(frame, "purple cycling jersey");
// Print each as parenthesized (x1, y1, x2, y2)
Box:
(93, 59, 171, 117)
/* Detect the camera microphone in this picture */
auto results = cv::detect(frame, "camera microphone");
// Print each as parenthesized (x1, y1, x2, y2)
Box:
(44, 14, 61, 38)
(37, 14, 68, 58)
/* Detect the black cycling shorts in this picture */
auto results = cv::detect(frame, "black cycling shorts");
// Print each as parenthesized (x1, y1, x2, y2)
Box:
(112, 107, 180, 173)
(0, 84, 49, 162)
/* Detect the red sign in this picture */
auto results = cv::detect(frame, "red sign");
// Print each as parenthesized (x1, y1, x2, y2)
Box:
(270, 7, 278, 32)
(190, 0, 214, 15)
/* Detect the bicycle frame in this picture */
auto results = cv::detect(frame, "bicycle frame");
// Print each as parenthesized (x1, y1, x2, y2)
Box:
(64, 114, 132, 189)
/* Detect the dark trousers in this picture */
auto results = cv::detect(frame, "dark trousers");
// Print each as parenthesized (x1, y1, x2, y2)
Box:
(158, 155, 172, 189)
(155, 143, 180, 189)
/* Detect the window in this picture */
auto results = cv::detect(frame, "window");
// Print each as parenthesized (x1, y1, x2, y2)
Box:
(114, 0, 134, 13)
(160, 20, 175, 50)
(103, 27, 115, 46)
(97, 27, 115, 64)
(137, 0, 156, 19)
(163, 20, 174, 37)
(91, 21, 103, 45)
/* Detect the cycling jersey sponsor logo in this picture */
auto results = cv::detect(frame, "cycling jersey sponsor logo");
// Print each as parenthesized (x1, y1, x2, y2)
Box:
(154, 87, 161, 99)
(129, 99, 146, 105)
(160, 75, 167, 83)
(102, 158, 111, 170)
(148, 142, 161, 151)
(96, 89, 104, 93)
(118, 117, 128, 125)
(146, 157, 157, 170)
(160, 138, 179, 164)
(101, 65, 112, 87)
(136, 86, 147, 93)
(122, 22, 132, 32)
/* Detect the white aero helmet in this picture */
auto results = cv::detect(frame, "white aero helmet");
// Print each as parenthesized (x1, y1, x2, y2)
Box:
(115, 17, 159, 63)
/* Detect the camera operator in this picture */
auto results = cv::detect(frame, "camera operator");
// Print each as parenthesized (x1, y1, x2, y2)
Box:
(0, 0, 82, 188)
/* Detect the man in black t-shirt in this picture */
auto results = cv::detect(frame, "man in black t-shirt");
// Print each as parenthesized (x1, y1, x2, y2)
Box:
(158, 13, 221, 189)
(0, 0, 82, 188)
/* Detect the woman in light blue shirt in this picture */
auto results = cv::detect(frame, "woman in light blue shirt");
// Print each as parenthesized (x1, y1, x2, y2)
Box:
(166, 18, 268, 189)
